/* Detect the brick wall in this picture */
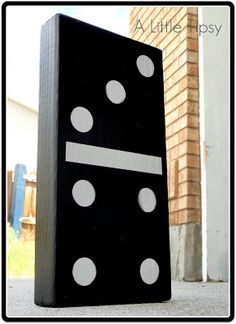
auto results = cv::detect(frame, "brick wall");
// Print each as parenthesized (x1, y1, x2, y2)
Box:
(129, 7, 201, 227)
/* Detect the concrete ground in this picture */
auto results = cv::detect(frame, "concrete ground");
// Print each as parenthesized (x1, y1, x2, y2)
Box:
(6, 279, 230, 319)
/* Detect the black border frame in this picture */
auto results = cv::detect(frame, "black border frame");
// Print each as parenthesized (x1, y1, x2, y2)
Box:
(1, 1, 234, 321)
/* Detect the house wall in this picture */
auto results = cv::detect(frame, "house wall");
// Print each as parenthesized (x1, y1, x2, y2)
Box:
(7, 98, 38, 173)
(129, 7, 201, 280)
(199, 7, 229, 281)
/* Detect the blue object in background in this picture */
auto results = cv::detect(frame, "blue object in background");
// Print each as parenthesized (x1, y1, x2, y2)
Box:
(9, 164, 27, 239)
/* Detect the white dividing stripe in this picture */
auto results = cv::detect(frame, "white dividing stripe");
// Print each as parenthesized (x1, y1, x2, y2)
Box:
(66, 142, 162, 175)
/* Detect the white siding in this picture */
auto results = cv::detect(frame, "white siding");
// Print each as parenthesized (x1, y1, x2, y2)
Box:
(199, 7, 229, 281)
(7, 98, 38, 173)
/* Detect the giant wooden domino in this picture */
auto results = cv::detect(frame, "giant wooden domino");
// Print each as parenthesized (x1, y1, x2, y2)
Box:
(35, 14, 171, 307)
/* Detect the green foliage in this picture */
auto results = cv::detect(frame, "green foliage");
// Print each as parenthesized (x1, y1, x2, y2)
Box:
(7, 225, 35, 278)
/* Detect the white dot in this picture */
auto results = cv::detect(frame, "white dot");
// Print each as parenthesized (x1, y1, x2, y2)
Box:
(72, 180, 95, 207)
(138, 188, 156, 212)
(140, 258, 159, 285)
(106, 80, 126, 104)
(136, 55, 155, 77)
(72, 257, 96, 286)
(70, 107, 93, 133)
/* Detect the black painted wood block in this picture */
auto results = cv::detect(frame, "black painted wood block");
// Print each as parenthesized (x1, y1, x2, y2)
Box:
(35, 14, 171, 307)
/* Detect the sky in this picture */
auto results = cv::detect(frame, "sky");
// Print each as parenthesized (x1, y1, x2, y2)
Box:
(6, 5, 130, 110)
